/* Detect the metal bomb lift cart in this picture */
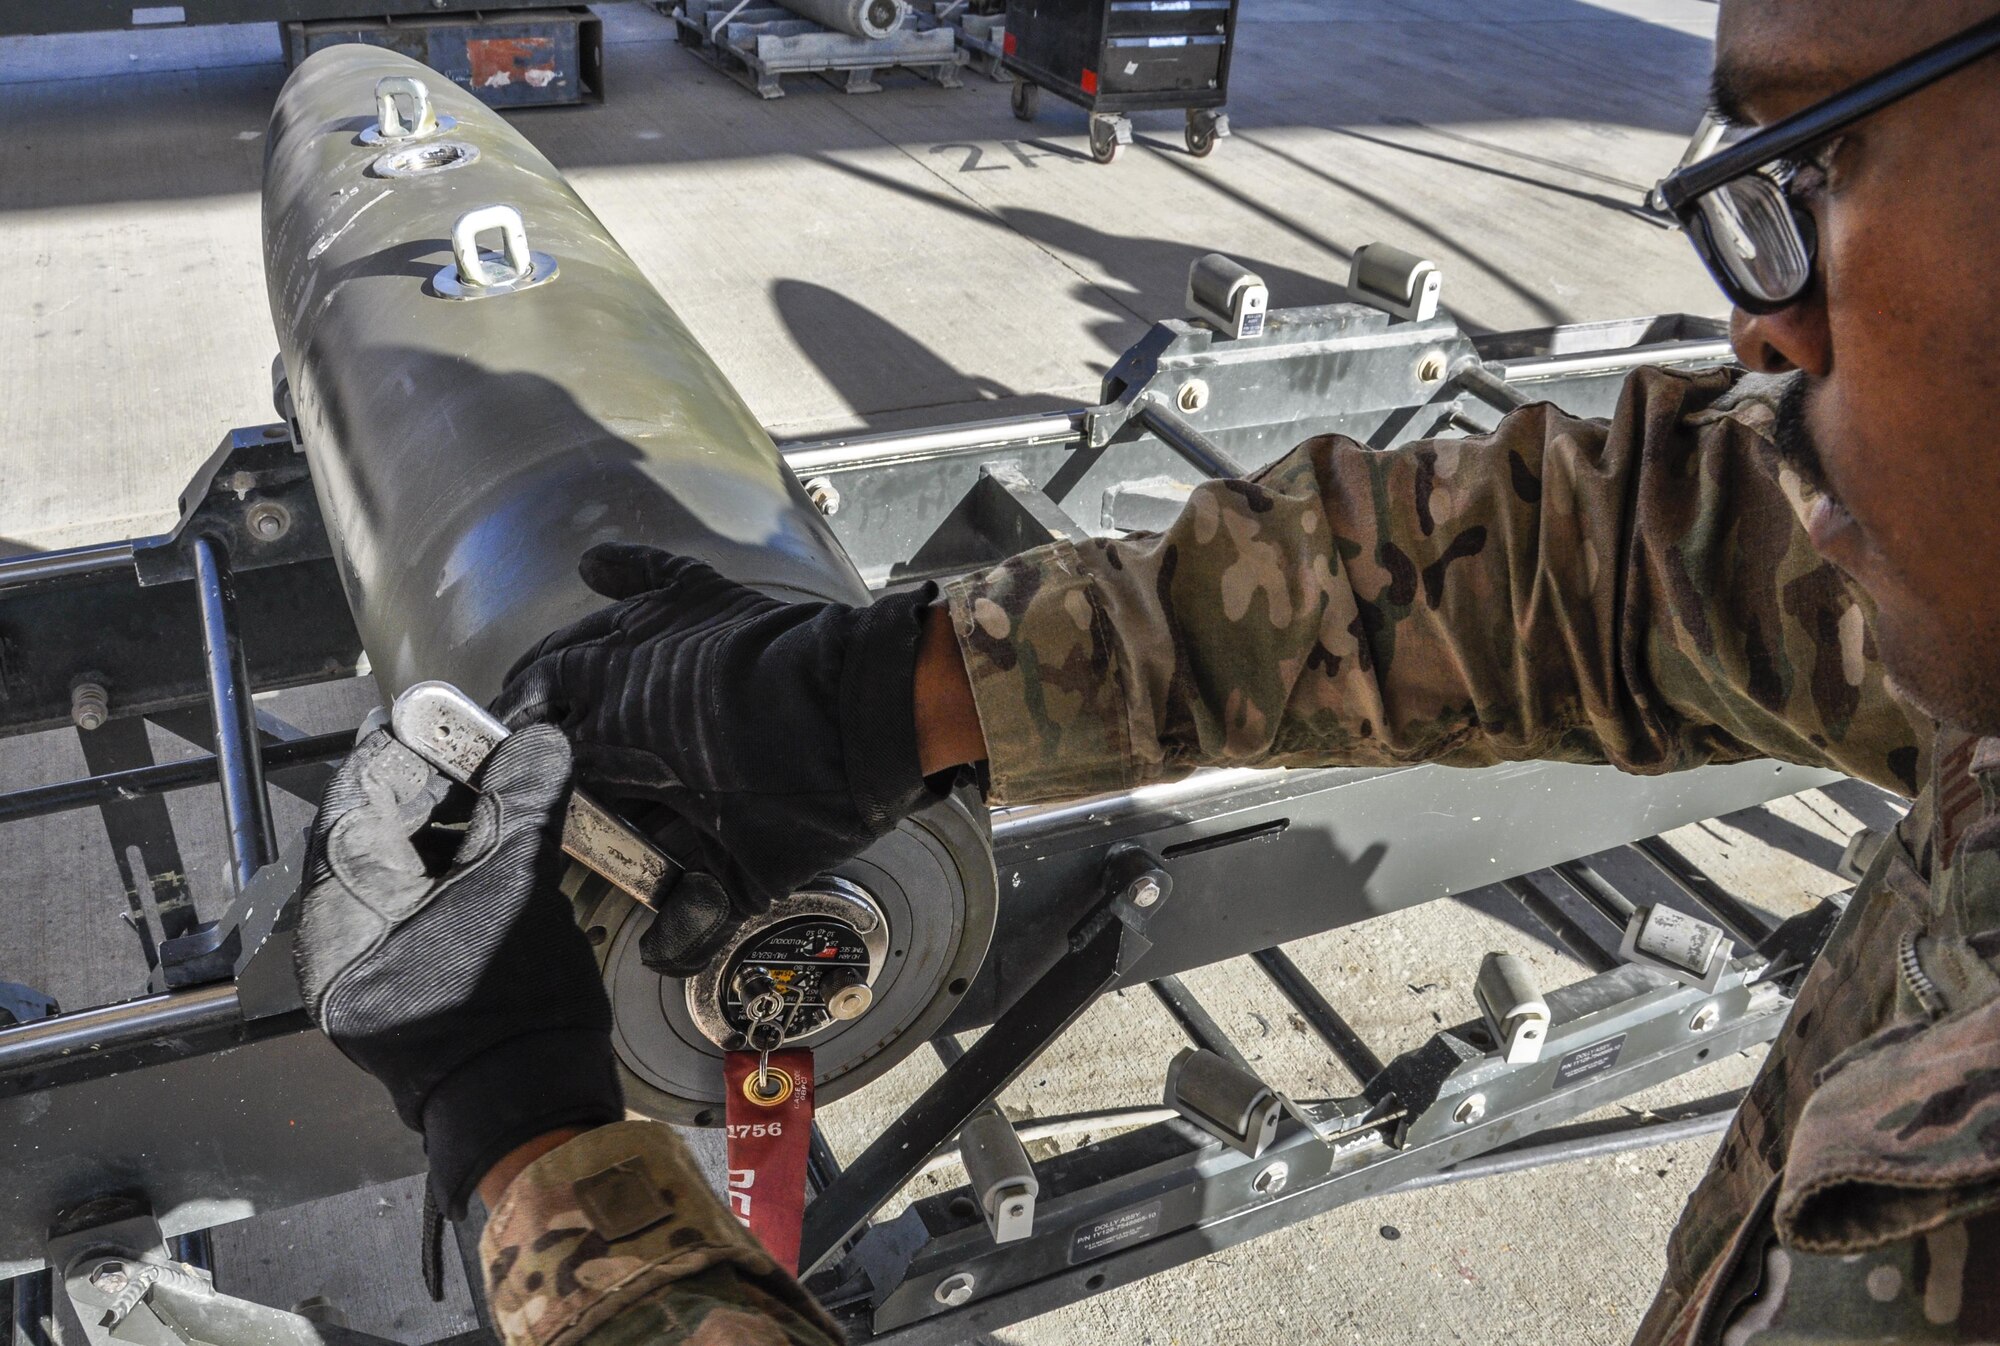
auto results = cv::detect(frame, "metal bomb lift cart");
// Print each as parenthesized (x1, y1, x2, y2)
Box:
(1001, 0, 1239, 162)
(0, 53, 1870, 1346)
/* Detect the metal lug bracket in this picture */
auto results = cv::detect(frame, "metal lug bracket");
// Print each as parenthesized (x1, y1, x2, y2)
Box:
(894, 459, 1088, 582)
(358, 73, 456, 145)
(50, 1197, 404, 1346)
(0, 981, 58, 1026)
(432, 204, 559, 300)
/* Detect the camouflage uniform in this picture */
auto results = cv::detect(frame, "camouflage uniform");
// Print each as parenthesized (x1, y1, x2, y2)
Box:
(481, 365, 2000, 1343)
(478, 1122, 842, 1346)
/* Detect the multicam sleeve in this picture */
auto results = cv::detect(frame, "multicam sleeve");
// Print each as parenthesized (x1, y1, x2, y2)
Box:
(944, 366, 1929, 805)
(478, 1121, 843, 1346)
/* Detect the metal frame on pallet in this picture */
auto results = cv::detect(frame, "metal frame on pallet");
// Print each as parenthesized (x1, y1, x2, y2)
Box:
(912, 0, 1006, 79)
(0, 273, 1838, 1344)
(790, 815, 1842, 1340)
(666, 0, 961, 97)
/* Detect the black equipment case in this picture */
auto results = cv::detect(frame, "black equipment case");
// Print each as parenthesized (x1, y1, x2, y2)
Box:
(1001, 0, 1239, 162)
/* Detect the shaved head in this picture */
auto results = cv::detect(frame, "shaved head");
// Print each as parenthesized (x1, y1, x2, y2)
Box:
(1712, 2, 1999, 123)
(1713, 0, 2000, 732)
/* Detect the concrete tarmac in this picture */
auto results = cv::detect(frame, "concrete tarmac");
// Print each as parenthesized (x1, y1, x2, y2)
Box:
(0, 3, 1907, 1344)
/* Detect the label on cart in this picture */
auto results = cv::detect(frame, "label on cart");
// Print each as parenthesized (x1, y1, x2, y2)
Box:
(1551, 1034, 1625, 1090)
(1148, 35, 1190, 45)
(1069, 1199, 1164, 1263)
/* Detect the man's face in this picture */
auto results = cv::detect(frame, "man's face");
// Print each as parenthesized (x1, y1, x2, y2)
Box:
(1715, 0, 2000, 733)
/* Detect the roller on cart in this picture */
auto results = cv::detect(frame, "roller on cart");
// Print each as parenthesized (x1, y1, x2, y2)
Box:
(1002, 0, 1237, 162)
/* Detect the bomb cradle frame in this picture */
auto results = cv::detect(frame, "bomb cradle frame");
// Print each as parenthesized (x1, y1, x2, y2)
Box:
(1, 50, 1855, 1346)
(0, 301, 1848, 1342)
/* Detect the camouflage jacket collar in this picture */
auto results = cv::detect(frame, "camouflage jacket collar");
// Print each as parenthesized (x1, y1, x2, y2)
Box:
(1776, 990, 2000, 1254)
(1921, 728, 2000, 879)
(1765, 726, 2000, 1257)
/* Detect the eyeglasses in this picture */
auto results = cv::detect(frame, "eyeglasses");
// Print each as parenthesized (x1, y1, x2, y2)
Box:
(1658, 14, 2000, 314)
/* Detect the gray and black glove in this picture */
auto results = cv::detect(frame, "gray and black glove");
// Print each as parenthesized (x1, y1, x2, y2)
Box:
(296, 724, 623, 1219)
(490, 543, 946, 975)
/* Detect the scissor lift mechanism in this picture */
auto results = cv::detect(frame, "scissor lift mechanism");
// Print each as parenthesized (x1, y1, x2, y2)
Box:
(0, 263, 1851, 1346)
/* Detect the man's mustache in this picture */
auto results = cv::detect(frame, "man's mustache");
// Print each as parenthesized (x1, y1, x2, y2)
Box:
(1773, 373, 1839, 506)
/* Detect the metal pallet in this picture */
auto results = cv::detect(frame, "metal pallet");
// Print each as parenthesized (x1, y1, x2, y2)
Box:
(911, 0, 1006, 79)
(666, 0, 961, 97)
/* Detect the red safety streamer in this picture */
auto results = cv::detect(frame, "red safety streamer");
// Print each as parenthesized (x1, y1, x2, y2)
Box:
(722, 1048, 815, 1271)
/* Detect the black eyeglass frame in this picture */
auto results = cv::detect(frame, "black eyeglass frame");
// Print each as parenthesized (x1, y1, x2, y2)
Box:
(1657, 13, 2000, 313)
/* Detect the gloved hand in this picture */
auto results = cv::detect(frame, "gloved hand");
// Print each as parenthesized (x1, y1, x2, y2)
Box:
(490, 543, 946, 975)
(295, 723, 623, 1219)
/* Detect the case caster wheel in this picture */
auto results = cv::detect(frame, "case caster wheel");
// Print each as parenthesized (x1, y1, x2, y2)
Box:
(1088, 114, 1127, 164)
(1011, 78, 1039, 121)
(1185, 108, 1227, 157)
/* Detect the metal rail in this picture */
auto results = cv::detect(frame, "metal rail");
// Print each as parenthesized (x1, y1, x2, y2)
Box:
(192, 538, 278, 886)
(1554, 857, 1638, 923)
(1148, 975, 1252, 1071)
(988, 768, 1287, 846)
(1501, 876, 1620, 973)
(1495, 338, 1734, 382)
(0, 731, 353, 825)
(1385, 1093, 1742, 1193)
(0, 985, 241, 1075)
(0, 540, 138, 593)
(843, 943, 1785, 1343)
(1134, 401, 1249, 479)
(799, 915, 1131, 1274)
(775, 338, 1735, 488)
(1249, 946, 1387, 1081)
(781, 412, 1086, 474)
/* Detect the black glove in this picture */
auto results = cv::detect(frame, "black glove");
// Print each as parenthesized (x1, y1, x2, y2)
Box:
(296, 724, 623, 1219)
(490, 544, 945, 974)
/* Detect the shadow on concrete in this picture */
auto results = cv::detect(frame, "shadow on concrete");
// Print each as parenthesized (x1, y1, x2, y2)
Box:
(994, 205, 1352, 351)
(1710, 802, 1848, 876)
(1226, 130, 1571, 330)
(1336, 120, 1666, 222)
(1818, 777, 1913, 834)
(1453, 879, 1593, 959)
(772, 278, 1018, 427)
(0, 0, 1712, 211)
(796, 150, 1352, 356)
